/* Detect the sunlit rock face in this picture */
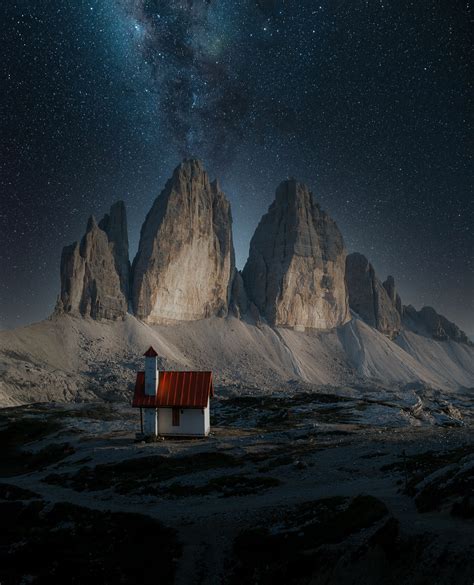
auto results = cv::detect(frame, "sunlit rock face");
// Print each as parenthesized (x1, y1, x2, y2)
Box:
(131, 159, 235, 324)
(242, 179, 349, 330)
(59, 209, 128, 320)
(345, 253, 401, 338)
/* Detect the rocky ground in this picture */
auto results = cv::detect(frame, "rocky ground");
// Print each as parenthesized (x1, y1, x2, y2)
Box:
(0, 386, 473, 585)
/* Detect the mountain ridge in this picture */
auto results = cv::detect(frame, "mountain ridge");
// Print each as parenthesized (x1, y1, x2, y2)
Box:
(2, 158, 471, 406)
(0, 311, 473, 407)
(55, 158, 469, 345)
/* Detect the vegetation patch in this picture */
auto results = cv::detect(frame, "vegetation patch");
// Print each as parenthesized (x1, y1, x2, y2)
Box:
(47, 404, 126, 421)
(0, 417, 62, 446)
(0, 500, 180, 585)
(0, 483, 40, 501)
(381, 445, 473, 512)
(0, 417, 75, 477)
(162, 474, 281, 498)
(229, 495, 389, 584)
(257, 454, 294, 472)
(213, 392, 354, 428)
(44, 451, 242, 493)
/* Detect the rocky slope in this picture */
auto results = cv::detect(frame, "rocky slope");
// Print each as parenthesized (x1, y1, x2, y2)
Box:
(345, 253, 402, 338)
(242, 179, 349, 330)
(57, 205, 129, 320)
(131, 159, 235, 324)
(1, 313, 473, 407)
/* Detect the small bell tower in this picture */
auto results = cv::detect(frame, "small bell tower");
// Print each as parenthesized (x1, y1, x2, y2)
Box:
(143, 346, 159, 436)
(144, 346, 159, 396)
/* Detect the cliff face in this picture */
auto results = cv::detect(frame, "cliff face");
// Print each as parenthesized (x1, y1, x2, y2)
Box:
(403, 305, 470, 344)
(59, 209, 129, 320)
(98, 201, 130, 300)
(53, 162, 470, 345)
(345, 253, 401, 338)
(131, 159, 235, 324)
(242, 179, 349, 330)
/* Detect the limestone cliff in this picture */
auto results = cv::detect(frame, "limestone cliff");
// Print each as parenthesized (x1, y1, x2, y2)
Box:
(98, 201, 130, 299)
(242, 179, 349, 330)
(131, 159, 235, 324)
(345, 253, 401, 338)
(59, 208, 128, 320)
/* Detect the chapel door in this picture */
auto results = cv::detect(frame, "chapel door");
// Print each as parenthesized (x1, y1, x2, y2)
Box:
(172, 407, 180, 426)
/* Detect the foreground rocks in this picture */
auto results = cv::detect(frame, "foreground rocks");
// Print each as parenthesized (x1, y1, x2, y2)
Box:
(345, 253, 401, 338)
(1, 403, 472, 585)
(242, 179, 349, 330)
(132, 159, 235, 324)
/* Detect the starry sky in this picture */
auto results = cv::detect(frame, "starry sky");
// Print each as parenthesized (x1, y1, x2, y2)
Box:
(1, 0, 472, 333)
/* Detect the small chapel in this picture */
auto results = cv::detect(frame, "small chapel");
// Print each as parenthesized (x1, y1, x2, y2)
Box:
(132, 347, 213, 437)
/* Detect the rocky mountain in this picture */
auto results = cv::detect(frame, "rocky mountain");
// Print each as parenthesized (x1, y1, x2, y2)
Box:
(382, 275, 402, 315)
(242, 179, 349, 330)
(345, 253, 401, 338)
(403, 305, 470, 344)
(53, 159, 470, 352)
(57, 206, 129, 320)
(131, 159, 235, 324)
(229, 271, 248, 319)
(2, 161, 473, 406)
(98, 201, 130, 300)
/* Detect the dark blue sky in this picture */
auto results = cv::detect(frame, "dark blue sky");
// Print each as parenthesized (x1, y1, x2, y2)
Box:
(1, 0, 472, 332)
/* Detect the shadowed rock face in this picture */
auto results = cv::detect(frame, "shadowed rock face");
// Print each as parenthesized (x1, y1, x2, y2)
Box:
(403, 305, 470, 344)
(242, 179, 349, 330)
(229, 271, 248, 318)
(131, 159, 235, 324)
(98, 201, 130, 300)
(346, 253, 401, 338)
(59, 211, 128, 320)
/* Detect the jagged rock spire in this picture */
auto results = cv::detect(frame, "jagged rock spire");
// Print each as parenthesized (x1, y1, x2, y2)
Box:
(59, 202, 130, 320)
(131, 159, 235, 324)
(242, 179, 349, 330)
(345, 253, 401, 338)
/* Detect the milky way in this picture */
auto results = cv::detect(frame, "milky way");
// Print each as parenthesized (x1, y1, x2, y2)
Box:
(0, 0, 472, 332)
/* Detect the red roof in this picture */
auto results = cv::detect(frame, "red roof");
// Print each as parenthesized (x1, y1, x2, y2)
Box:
(144, 346, 158, 357)
(132, 371, 214, 409)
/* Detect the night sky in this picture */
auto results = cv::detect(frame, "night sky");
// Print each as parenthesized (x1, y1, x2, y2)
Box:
(1, 1, 472, 333)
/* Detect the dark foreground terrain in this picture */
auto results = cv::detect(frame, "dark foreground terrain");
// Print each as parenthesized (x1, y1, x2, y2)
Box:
(0, 388, 473, 584)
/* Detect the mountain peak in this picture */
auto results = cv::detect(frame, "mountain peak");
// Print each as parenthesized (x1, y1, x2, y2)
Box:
(86, 215, 98, 232)
(59, 203, 129, 320)
(173, 158, 206, 179)
(243, 180, 349, 330)
(345, 253, 401, 338)
(132, 161, 235, 324)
